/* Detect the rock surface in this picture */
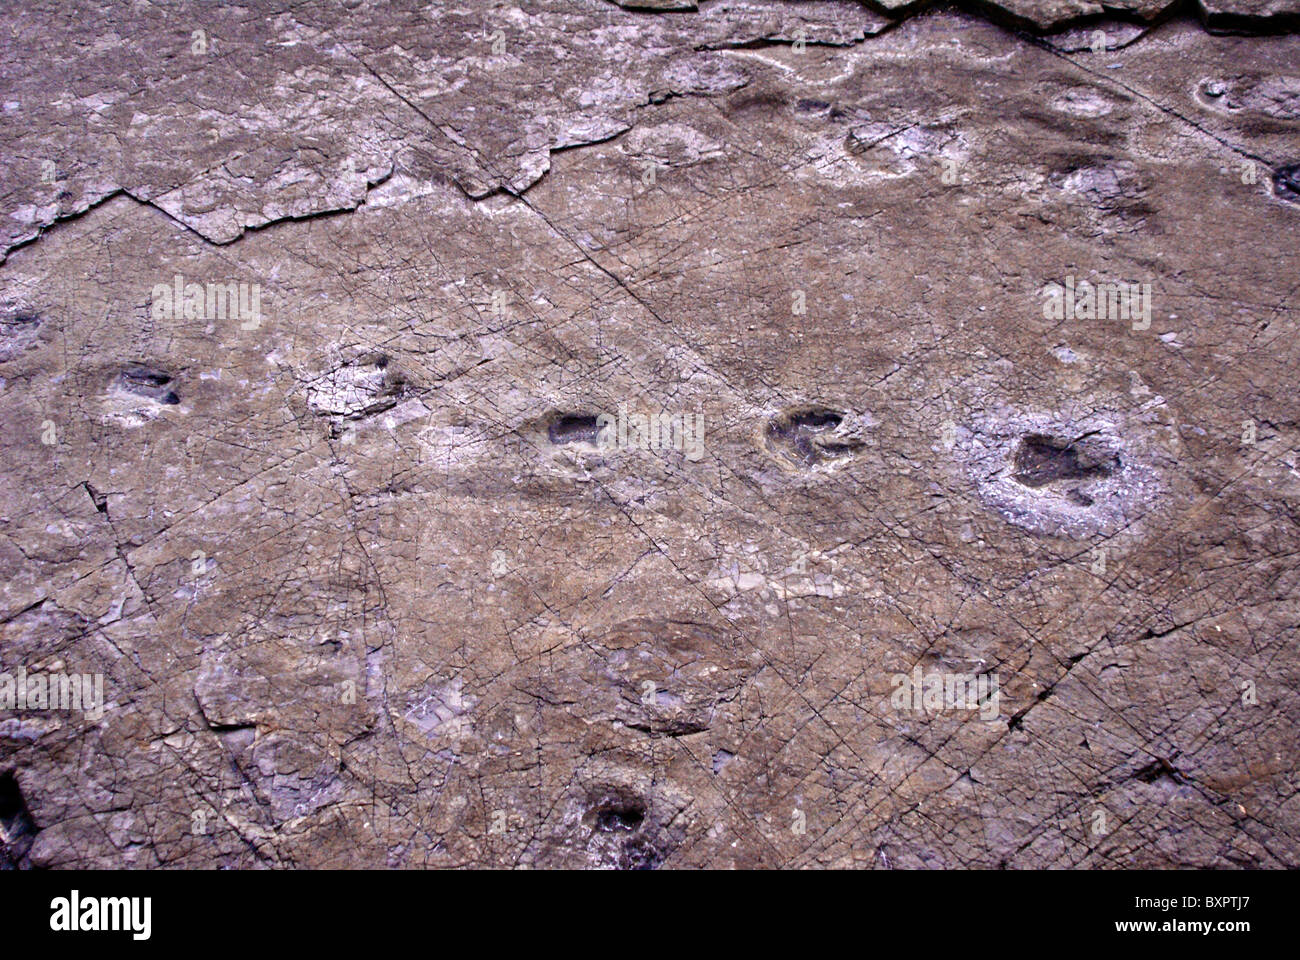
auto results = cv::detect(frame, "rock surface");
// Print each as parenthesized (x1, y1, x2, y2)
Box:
(1, 1, 1298, 868)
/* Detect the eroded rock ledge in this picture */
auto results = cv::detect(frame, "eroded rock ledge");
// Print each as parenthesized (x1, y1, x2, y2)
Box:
(2, 0, 1297, 261)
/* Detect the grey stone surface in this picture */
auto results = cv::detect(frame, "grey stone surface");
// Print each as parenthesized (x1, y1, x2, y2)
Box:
(1, 1, 1298, 869)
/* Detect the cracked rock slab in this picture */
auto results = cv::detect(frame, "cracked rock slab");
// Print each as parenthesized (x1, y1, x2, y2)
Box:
(1, 2, 1299, 870)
